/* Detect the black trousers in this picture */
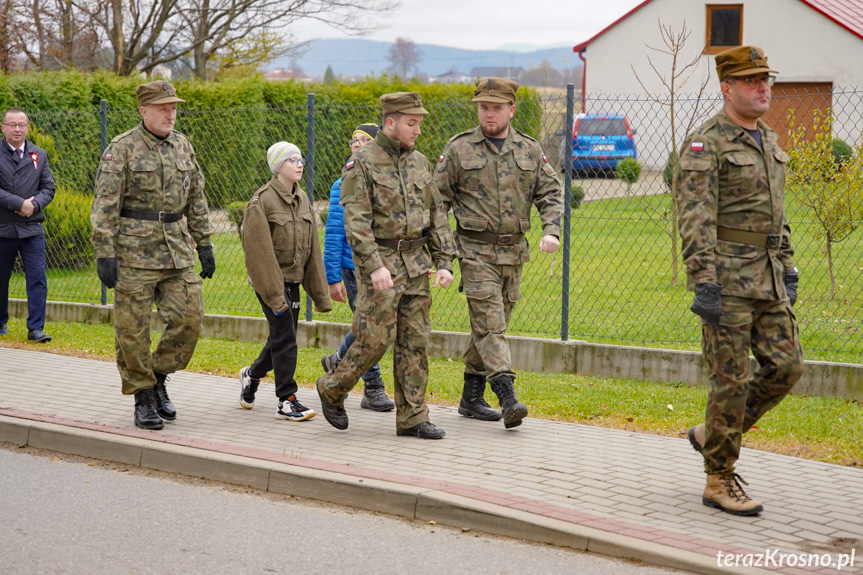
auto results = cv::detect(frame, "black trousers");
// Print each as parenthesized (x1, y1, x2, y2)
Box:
(249, 282, 301, 400)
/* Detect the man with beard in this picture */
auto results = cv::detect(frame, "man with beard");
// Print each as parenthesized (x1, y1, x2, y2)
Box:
(435, 78, 563, 430)
(317, 92, 457, 439)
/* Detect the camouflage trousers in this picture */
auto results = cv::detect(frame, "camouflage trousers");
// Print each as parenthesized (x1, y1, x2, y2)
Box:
(701, 295, 804, 474)
(113, 265, 204, 395)
(459, 257, 522, 382)
(321, 270, 431, 430)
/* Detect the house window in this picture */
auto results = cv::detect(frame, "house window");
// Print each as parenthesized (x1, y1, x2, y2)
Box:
(705, 5, 743, 53)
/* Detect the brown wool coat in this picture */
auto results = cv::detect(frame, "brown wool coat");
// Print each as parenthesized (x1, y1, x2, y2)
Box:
(242, 176, 331, 314)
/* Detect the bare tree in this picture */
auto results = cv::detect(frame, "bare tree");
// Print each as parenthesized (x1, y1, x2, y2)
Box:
(387, 37, 421, 78)
(178, 0, 396, 80)
(0, 0, 14, 72)
(631, 20, 712, 286)
(67, 0, 183, 75)
(10, 0, 103, 70)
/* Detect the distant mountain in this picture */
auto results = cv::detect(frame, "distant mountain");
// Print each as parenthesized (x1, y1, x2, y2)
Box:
(271, 38, 582, 79)
(496, 42, 574, 53)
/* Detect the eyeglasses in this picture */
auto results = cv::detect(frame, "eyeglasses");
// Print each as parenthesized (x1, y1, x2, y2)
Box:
(727, 76, 776, 88)
(349, 138, 372, 147)
(2, 123, 29, 129)
(286, 158, 306, 166)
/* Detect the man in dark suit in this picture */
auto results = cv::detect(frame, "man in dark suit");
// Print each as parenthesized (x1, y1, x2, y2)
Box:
(0, 108, 56, 342)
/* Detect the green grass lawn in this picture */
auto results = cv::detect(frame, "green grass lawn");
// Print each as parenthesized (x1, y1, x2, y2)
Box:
(8, 192, 863, 363)
(1, 316, 861, 468)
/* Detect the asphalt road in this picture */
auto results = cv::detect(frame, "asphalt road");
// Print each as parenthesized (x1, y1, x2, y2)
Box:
(0, 445, 692, 575)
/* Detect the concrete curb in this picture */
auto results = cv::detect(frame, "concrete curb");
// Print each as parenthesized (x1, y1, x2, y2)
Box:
(0, 414, 774, 575)
(9, 298, 863, 401)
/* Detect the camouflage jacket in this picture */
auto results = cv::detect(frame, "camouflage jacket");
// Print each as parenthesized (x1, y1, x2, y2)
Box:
(242, 176, 331, 315)
(91, 123, 212, 269)
(675, 109, 794, 300)
(340, 131, 456, 280)
(434, 126, 563, 265)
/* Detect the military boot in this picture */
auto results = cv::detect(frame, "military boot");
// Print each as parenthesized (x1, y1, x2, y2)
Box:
(688, 423, 705, 453)
(703, 473, 763, 516)
(152, 372, 176, 421)
(134, 388, 164, 430)
(489, 376, 528, 429)
(361, 377, 395, 412)
(458, 373, 502, 421)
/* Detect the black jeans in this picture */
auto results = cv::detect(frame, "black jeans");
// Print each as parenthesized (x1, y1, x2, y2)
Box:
(249, 282, 301, 400)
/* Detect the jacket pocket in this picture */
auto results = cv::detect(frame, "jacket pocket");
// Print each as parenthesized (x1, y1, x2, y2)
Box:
(370, 170, 399, 213)
(723, 152, 757, 193)
(119, 218, 155, 238)
(269, 211, 297, 267)
(461, 156, 486, 191)
(459, 215, 488, 232)
(715, 239, 759, 289)
(130, 159, 158, 193)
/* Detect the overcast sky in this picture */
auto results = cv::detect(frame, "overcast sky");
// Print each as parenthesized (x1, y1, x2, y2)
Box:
(291, 0, 646, 52)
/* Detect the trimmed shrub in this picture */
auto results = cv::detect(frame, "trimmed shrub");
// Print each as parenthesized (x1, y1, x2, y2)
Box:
(616, 157, 642, 184)
(43, 185, 93, 269)
(570, 185, 585, 209)
(832, 137, 853, 167)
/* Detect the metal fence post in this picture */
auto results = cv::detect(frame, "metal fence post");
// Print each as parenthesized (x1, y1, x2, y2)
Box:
(99, 99, 109, 306)
(561, 84, 574, 341)
(305, 93, 315, 321)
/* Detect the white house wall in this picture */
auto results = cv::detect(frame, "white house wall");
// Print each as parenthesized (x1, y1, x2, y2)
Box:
(582, 0, 863, 169)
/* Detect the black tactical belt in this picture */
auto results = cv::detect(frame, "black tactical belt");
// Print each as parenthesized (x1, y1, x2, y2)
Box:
(121, 208, 183, 223)
(717, 226, 780, 249)
(375, 237, 428, 251)
(457, 225, 525, 246)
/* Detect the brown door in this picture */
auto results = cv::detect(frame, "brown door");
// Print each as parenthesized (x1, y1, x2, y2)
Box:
(766, 82, 833, 148)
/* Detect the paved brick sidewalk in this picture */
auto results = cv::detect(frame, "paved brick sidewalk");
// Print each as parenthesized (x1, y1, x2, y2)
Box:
(1, 346, 861, 575)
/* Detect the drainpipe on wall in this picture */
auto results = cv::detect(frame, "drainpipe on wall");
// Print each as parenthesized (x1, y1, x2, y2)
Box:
(578, 49, 587, 112)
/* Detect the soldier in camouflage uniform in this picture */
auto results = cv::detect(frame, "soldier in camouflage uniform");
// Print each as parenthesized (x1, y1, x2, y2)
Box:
(676, 46, 803, 516)
(316, 92, 457, 439)
(435, 78, 563, 429)
(91, 81, 215, 431)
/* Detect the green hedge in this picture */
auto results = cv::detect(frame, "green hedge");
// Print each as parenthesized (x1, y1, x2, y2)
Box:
(9, 71, 543, 210)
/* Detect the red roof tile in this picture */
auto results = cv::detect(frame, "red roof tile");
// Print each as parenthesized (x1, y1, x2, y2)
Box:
(573, 0, 863, 52)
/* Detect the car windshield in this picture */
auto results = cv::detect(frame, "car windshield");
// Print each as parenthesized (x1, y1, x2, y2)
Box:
(578, 118, 627, 137)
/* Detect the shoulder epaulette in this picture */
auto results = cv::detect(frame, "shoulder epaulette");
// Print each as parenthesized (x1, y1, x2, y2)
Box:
(514, 128, 540, 145)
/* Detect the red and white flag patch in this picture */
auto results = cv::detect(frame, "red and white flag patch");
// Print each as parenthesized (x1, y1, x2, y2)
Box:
(690, 141, 704, 151)
(438, 154, 445, 162)
(542, 155, 548, 163)
(345, 160, 354, 170)
(104, 153, 113, 161)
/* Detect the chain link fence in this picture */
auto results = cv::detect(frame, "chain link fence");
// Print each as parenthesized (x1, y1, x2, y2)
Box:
(10, 85, 863, 363)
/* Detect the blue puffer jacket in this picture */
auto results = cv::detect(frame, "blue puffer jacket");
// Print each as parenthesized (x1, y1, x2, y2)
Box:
(323, 177, 355, 284)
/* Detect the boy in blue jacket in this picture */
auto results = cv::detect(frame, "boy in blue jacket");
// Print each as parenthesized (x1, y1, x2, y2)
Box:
(321, 123, 394, 412)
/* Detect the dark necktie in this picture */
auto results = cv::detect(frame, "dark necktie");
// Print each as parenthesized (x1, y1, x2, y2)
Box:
(16, 149, 23, 161)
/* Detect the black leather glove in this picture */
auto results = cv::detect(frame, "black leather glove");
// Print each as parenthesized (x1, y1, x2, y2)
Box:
(197, 245, 215, 279)
(96, 257, 118, 289)
(691, 282, 722, 325)
(784, 269, 799, 306)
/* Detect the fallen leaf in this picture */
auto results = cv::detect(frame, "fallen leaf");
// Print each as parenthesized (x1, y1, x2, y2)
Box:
(667, 404, 674, 411)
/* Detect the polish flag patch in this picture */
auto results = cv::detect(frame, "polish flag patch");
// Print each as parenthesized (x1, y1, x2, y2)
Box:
(690, 141, 704, 151)
(542, 155, 548, 163)
(104, 153, 113, 161)
(438, 154, 445, 162)
(345, 160, 354, 170)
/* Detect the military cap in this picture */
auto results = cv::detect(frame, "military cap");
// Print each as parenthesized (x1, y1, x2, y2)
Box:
(472, 77, 519, 104)
(136, 80, 186, 107)
(715, 46, 778, 81)
(380, 92, 428, 115)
